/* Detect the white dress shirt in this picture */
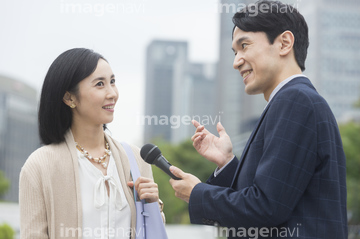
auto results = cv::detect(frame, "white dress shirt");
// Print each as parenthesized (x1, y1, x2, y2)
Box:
(214, 74, 307, 177)
(78, 150, 131, 239)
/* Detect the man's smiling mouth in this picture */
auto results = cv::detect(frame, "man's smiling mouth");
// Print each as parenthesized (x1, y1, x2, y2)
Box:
(242, 70, 253, 79)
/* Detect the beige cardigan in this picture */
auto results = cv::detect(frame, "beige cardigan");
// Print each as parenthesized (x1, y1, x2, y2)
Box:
(19, 130, 154, 239)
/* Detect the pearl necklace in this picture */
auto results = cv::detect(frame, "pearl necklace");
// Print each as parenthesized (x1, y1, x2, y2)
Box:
(75, 140, 110, 169)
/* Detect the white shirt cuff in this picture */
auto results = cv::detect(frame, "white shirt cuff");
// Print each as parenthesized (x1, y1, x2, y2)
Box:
(213, 156, 236, 177)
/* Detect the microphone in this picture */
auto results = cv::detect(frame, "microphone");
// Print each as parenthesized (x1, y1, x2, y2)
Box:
(140, 144, 181, 180)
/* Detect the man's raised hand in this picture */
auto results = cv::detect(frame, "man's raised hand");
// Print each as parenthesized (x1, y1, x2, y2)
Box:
(191, 120, 234, 169)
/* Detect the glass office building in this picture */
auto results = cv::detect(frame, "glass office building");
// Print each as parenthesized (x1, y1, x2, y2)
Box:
(143, 40, 189, 143)
(0, 75, 40, 202)
(301, 0, 360, 119)
(143, 40, 217, 144)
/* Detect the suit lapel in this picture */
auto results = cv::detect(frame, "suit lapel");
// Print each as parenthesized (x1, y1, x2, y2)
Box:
(230, 101, 271, 187)
(229, 76, 313, 187)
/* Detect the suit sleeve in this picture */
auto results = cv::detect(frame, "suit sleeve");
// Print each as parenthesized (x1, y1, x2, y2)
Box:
(189, 89, 317, 228)
(206, 157, 240, 187)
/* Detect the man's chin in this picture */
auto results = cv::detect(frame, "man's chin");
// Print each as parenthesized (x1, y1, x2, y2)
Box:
(244, 86, 261, 96)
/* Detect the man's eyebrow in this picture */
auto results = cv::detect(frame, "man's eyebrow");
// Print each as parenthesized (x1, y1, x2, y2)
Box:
(231, 36, 250, 52)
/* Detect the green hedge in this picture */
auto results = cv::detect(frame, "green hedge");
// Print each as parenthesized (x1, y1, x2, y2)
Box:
(0, 223, 15, 239)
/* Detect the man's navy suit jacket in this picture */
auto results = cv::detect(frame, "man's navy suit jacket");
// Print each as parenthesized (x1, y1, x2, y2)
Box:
(189, 77, 348, 238)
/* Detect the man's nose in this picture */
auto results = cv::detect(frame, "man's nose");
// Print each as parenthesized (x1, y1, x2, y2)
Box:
(233, 54, 245, 70)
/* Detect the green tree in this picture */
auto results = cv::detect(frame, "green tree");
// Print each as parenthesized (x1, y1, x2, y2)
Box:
(151, 139, 216, 224)
(0, 170, 10, 198)
(0, 223, 15, 239)
(353, 98, 360, 108)
(339, 122, 360, 224)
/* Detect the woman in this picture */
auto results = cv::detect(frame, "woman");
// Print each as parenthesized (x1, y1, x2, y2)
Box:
(19, 48, 162, 239)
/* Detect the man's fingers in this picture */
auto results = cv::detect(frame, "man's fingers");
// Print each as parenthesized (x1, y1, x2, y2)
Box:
(169, 166, 186, 179)
(217, 122, 228, 137)
(195, 125, 205, 134)
(191, 132, 204, 142)
(192, 120, 200, 128)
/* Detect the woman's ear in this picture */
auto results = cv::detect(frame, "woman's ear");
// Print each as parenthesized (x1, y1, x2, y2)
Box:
(63, 91, 76, 108)
(279, 30, 295, 56)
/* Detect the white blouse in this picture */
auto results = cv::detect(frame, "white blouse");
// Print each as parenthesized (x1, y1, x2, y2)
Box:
(77, 150, 131, 239)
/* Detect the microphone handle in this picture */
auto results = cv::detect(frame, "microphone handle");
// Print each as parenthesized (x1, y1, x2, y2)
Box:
(154, 155, 181, 180)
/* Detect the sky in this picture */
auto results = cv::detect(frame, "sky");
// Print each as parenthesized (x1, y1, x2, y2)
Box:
(0, 0, 220, 145)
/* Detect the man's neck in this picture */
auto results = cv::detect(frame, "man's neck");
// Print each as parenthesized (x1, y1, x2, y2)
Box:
(265, 73, 305, 102)
(264, 64, 302, 101)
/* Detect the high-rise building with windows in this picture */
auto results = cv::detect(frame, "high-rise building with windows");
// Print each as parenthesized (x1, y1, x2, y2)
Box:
(187, 63, 218, 137)
(300, 0, 360, 119)
(143, 40, 189, 143)
(143, 40, 217, 144)
(0, 75, 40, 202)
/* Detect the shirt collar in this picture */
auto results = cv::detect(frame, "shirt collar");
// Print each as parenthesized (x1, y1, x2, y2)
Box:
(268, 74, 306, 103)
(264, 74, 307, 109)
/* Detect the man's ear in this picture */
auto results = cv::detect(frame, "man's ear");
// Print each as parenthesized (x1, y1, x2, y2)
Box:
(63, 91, 74, 107)
(279, 30, 295, 56)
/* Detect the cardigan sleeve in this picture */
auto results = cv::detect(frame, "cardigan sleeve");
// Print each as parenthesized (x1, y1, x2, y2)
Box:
(19, 157, 49, 239)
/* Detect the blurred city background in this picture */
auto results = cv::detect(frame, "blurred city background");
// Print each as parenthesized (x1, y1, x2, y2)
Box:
(1, 0, 360, 238)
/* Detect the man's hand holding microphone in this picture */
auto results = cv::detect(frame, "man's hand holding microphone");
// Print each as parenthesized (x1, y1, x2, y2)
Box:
(140, 119, 233, 203)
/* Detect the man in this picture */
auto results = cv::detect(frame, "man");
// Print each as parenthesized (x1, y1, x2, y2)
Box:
(169, 1, 348, 238)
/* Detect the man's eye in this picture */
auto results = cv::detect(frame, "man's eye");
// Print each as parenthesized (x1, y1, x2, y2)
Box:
(242, 43, 248, 49)
(111, 79, 116, 84)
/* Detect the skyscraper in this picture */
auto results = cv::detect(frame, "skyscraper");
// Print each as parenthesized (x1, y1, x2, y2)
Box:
(143, 40, 188, 143)
(300, 0, 360, 119)
(188, 63, 218, 137)
(143, 40, 217, 144)
(0, 75, 40, 202)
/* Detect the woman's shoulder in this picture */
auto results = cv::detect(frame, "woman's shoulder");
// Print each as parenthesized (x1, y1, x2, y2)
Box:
(23, 142, 68, 171)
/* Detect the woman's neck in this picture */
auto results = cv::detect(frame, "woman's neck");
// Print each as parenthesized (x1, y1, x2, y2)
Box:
(71, 123, 105, 149)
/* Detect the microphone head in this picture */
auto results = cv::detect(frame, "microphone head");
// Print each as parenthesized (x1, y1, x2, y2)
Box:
(140, 144, 162, 164)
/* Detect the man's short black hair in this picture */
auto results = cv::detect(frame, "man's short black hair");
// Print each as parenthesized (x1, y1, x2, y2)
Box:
(233, 0, 309, 71)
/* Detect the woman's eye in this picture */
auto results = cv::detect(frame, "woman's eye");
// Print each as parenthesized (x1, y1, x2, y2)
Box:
(96, 81, 104, 86)
(111, 79, 116, 84)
